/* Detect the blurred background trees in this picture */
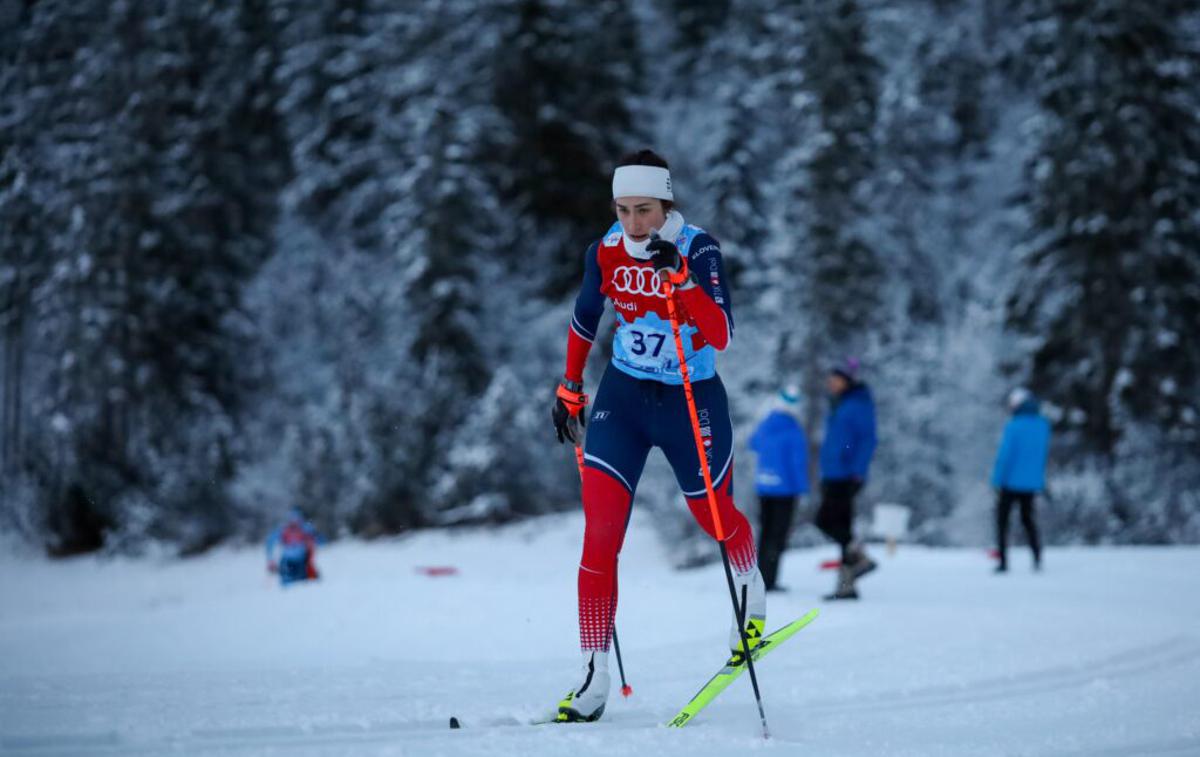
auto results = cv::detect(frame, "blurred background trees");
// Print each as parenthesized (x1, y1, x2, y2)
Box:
(2, 0, 1198, 555)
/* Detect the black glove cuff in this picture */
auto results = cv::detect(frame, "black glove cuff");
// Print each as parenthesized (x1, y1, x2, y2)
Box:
(560, 379, 583, 393)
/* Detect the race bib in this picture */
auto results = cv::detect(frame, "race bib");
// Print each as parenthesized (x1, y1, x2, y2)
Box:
(614, 321, 678, 374)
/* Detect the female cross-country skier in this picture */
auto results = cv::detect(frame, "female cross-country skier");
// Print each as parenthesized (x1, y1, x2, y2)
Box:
(550, 149, 765, 723)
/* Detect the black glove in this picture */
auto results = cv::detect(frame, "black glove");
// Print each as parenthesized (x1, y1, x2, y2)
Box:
(649, 238, 696, 290)
(552, 380, 588, 445)
(648, 238, 682, 274)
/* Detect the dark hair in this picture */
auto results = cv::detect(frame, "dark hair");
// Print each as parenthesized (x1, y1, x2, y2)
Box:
(616, 149, 669, 170)
(614, 148, 675, 213)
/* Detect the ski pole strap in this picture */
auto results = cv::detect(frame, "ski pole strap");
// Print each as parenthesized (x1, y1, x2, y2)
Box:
(663, 256, 690, 287)
(556, 381, 588, 416)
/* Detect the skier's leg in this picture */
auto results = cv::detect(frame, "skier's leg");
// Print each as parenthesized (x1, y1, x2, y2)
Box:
(758, 496, 783, 590)
(759, 495, 793, 590)
(772, 494, 797, 587)
(660, 375, 764, 652)
(995, 489, 1013, 571)
(816, 481, 854, 559)
(685, 476, 767, 650)
(816, 482, 867, 599)
(578, 466, 635, 652)
(553, 467, 630, 722)
(843, 481, 876, 578)
(557, 368, 651, 722)
(1019, 493, 1041, 568)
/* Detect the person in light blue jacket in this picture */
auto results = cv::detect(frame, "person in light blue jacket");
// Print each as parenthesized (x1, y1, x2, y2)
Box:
(749, 385, 810, 592)
(816, 358, 879, 600)
(991, 387, 1051, 573)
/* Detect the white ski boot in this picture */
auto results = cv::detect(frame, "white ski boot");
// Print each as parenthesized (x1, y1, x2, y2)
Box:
(728, 566, 767, 657)
(554, 650, 610, 723)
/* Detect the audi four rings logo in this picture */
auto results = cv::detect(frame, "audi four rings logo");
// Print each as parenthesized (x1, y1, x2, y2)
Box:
(612, 266, 666, 298)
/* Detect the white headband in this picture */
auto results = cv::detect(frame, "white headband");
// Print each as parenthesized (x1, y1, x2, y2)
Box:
(612, 165, 673, 201)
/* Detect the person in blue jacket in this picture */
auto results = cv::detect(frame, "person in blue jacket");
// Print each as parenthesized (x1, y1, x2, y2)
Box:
(265, 508, 323, 586)
(749, 385, 810, 592)
(991, 387, 1051, 573)
(816, 358, 878, 600)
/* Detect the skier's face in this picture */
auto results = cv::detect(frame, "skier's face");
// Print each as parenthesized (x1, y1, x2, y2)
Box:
(826, 374, 849, 396)
(614, 197, 667, 242)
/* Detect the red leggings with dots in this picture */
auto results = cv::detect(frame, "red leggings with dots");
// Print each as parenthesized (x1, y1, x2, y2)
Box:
(577, 465, 757, 651)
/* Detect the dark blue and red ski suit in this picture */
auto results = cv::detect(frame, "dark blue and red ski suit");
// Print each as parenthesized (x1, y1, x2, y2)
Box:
(563, 217, 758, 652)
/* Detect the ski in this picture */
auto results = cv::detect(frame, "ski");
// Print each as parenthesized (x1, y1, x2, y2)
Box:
(447, 714, 557, 729)
(666, 608, 820, 728)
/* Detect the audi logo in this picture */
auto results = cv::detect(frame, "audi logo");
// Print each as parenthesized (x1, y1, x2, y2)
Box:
(611, 266, 666, 298)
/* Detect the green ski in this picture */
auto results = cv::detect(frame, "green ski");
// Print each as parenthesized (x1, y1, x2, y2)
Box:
(666, 608, 820, 728)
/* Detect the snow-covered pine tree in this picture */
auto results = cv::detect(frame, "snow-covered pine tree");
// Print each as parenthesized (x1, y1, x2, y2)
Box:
(1008, 0, 1200, 457)
(792, 0, 882, 353)
(857, 1, 1004, 539)
(260, 1, 509, 533)
(664, 0, 732, 56)
(771, 0, 884, 457)
(490, 0, 645, 298)
(693, 0, 792, 275)
(2, 0, 287, 553)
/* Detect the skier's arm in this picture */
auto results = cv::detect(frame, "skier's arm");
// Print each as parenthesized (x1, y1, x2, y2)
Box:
(564, 242, 604, 383)
(676, 234, 733, 350)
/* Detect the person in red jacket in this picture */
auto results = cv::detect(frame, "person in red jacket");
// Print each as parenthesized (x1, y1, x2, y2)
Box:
(549, 149, 764, 723)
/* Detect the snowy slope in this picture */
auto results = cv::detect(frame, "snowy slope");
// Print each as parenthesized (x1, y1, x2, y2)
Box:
(2, 512, 1198, 756)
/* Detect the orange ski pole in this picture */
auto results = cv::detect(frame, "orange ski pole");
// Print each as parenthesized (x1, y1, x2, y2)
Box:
(659, 255, 770, 738)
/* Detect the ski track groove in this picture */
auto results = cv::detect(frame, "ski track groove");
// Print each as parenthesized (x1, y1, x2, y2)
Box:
(796, 634, 1200, 714)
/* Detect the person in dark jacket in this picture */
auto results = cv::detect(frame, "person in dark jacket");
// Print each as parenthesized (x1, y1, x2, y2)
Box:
(749, 385, 810, 592)
(991, 387, 1051, 573)
(815, 358, 878, 600)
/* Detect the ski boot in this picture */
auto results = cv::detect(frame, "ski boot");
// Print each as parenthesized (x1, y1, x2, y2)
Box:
(823, 565, 859, 600)
(554, 650, 610, 723)
(729, 567, 767, 658)
(845, 543, 877, 581)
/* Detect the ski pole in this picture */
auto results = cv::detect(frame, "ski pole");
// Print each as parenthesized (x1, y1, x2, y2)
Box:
(658, 255, 770, 739)
(574, 444, 633, 698)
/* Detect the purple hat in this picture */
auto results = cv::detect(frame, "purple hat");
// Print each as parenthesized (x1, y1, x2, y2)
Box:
(830, 357, 861, 383)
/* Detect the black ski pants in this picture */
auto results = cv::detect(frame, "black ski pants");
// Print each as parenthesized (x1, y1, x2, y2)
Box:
(757, 494, 797, 590)
(816, 479, 862, 562)
(996, 488, 1041, 567)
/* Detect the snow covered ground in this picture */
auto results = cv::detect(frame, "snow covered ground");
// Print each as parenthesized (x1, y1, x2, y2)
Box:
(2, 512, 1198, 756)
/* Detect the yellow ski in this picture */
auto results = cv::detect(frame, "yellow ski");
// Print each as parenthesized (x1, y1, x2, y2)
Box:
(666, 609, 820, 728)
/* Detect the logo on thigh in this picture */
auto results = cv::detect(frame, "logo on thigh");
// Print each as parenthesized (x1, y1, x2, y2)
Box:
(696, 408, 714, 473)
(592, 410, 610, 422)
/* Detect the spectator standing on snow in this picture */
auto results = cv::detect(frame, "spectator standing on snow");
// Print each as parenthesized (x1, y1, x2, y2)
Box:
(816, 358, 878, 600)
(265, 508, 322, 586)
(991, 387, 1051, 573)
(749, 385, 810, 592)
